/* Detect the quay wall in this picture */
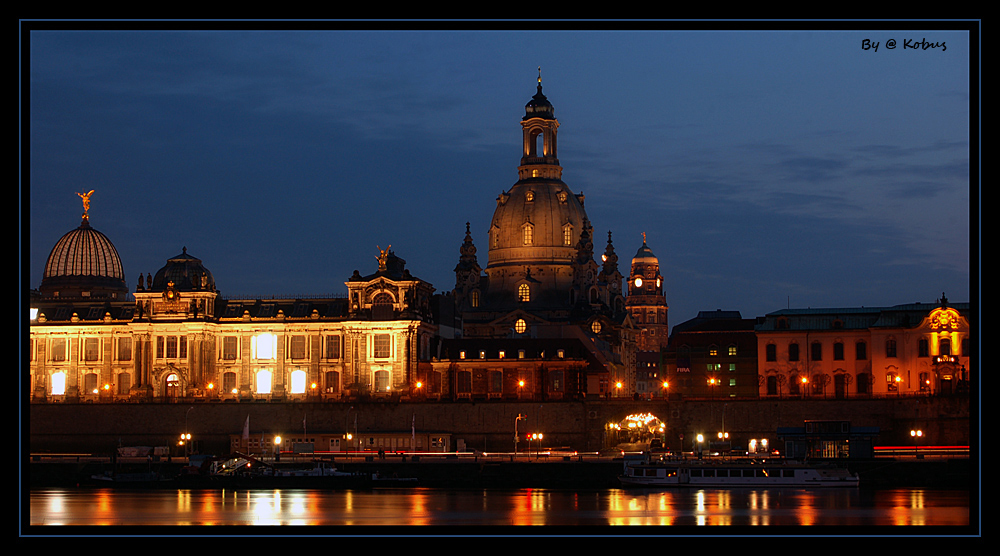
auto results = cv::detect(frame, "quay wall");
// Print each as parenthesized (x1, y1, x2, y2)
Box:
(28, 396, 971, 456)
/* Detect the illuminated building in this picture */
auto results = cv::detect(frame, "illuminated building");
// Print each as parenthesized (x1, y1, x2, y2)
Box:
(662, 310, 759, 399)
(29, 196, 438, 401)
(451, 71, 638, 397)
(625, 234, 669, 352)
(755, 295, 971, 398)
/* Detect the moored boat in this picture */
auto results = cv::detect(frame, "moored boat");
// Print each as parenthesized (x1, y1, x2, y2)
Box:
(619, 455, 859, 488)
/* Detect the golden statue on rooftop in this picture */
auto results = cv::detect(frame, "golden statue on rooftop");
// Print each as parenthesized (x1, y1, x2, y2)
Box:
(376, 245, 392, 271)
(77, 189, 95, 220)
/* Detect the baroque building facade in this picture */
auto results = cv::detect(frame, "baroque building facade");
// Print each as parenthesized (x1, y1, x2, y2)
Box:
(451, 74, 638, 398)
(754, 296, 971, 398)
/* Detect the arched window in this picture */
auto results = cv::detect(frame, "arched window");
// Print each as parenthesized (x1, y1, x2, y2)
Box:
(522, 224, 533, 245)
(939, 338, 951, 356)
(166, 373, 180, 397)
(563, 223, 573, 246)
(372, 292, 394, 321)
(518, 284, 530, 302)
(470, 290, 480, 308)
(885, 339, 897, 358)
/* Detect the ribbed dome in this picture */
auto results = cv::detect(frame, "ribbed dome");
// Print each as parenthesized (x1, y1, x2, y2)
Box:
(40, 219, 128, 298)
(150, 247, 215, 292)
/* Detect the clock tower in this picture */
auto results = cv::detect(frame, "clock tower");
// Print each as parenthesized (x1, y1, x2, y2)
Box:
(626, 234, 669, 351)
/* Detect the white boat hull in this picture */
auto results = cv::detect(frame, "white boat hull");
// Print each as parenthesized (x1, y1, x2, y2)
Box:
(620, 460, 859, 488)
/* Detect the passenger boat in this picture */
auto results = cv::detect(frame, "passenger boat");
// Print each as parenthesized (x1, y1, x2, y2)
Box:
(619, 455, 859, 488)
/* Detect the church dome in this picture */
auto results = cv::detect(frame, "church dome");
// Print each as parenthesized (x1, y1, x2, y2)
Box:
(149, 247, 216, 292)
(632, 240, 659, 264)
(40, 218, 128, 298)
(488, 181, 589, 267)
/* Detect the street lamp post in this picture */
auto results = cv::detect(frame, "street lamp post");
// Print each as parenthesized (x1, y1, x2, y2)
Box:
(910, 429, 923, 458)
(515, 413, 526, 456)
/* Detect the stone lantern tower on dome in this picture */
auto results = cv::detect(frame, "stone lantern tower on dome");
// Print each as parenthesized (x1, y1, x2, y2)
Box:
(626, 234, 669, 351)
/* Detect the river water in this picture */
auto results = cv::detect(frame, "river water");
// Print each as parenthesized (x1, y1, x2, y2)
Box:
(26, 487, 973, 533)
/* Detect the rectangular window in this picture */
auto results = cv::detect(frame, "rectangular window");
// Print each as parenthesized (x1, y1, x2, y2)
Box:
(856, 341, 867, 360)
(788, 343, 799, 362)
(373, 334, 391, 359)
(156, 336, 164, 358)
(326, 335, 341, 359)
(728, 346, 737, 356)
(490, 370, 503, 393)
(117, 337, 132, 361)
(223, 336, 238, 360)
(765, 344, 776, 362)
(84, 338, 100, 361)
(179, 335, 187, 360)
(166, 336, 178, 359)
(290, 336, 306, 359)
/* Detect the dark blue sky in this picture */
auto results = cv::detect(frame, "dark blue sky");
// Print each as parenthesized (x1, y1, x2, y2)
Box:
(25, 25, 975, 326)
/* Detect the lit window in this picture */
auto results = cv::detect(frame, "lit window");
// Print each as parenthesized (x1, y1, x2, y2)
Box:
(479, 351, 486, 359)
(252, 333, 277, 360)
(518, 349, 525, 359)
(728, 346, 737, 356)
(256, 370, 272, 394)
(563, 224, 573, 246)
(557, 349, 564, 358)
(290, 370, 306, 394)
(459, 351, 466, 359)
(709, 347, 718, 356)
(523, 224, 533, 245)
(471, 290, 480, 308)
(518, 284, 530, 302)
(51, 372, 66, 396)
(499, 351, 505, 359)
(514, 318, 527, 334)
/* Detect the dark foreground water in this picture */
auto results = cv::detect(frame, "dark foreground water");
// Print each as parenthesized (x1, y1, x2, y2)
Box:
(27, 487, 972, 532)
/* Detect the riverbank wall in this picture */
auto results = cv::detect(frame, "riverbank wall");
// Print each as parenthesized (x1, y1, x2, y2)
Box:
(29, 396, 970, 457)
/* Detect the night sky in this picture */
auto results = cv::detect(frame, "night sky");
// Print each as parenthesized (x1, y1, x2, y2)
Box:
(25, 24, 975, 327)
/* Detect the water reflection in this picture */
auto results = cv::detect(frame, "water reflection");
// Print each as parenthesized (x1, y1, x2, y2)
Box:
(29, 487, 970, 528)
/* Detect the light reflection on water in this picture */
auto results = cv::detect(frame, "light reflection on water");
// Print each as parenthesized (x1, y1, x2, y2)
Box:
(29, 487, 971, 528)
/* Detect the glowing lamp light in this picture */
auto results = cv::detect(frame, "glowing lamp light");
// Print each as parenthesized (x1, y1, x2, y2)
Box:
(416, 381, 423, 389)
